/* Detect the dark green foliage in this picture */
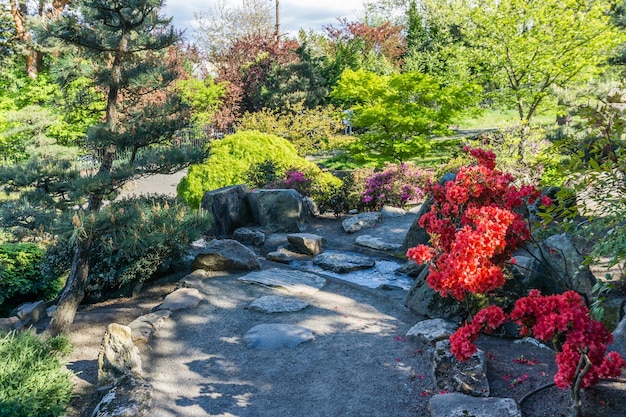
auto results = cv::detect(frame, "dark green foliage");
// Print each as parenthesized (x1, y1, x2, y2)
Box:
(244, 160, 284, 189)
(0, 331, 73, 417)
(0, 243, 62, 306)
(42, 195, 212, 302)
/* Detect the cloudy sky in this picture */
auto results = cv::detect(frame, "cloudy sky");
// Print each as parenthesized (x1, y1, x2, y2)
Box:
(163, 0, 367, 40)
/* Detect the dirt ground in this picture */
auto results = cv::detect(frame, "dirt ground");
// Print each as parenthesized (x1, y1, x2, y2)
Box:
(39, 212, 626, 417)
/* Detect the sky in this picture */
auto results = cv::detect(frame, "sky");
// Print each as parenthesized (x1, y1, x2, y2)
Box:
(163, 0, 367, 40)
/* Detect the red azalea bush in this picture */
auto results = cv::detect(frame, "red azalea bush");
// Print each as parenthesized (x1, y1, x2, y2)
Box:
(407, 146, 551, 300)
(361, 163, 431, 211)
(406, 146, 624, 414)
(450, 290, 624, 390)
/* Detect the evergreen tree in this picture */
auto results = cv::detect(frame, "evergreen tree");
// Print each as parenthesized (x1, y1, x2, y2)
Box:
(34, 0, 205, 336)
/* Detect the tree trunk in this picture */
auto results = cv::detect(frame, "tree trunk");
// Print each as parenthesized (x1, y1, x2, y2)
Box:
(9, 1, 38, 79)
(44, 31, 128, 337)
(44, 238, 93, 337)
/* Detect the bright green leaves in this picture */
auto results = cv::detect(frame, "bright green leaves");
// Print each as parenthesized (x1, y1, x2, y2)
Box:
(331, 68, 480, 165)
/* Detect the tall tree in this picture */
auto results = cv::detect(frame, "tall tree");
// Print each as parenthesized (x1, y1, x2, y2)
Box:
(41, 0, 203, 337)
(193, 0, 273, 58)
(8, 0, 70, 79)
(453, 0, 625, 122)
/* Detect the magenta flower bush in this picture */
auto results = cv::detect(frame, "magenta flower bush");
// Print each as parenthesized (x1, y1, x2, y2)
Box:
(361, 163, 431, 211)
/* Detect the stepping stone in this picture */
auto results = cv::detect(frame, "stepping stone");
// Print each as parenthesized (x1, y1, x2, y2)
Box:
(156, 288, 203, 311)
(429, 393, 522, 417)
(238, 268, 326, 295)
(313, 252, 375, 273)
(406, 319, 458, 344)
(342, 212, 382, 233)
(287, 233, 325, 255)
(244, 323, 315, 350)
(247, 296, 309, 313)
(355, 235, 402, 252)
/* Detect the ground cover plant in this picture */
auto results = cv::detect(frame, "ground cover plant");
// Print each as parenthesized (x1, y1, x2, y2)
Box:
(0, 331, 73, 417)
(407, 147, 625, 417)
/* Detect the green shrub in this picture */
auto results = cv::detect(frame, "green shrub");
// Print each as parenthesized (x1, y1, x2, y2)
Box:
(0, 243, 62, 306)
(237, 102, 344, 155)
(42, 195, 212, 302)
(0, 330, 73, 417)
(178, 130, 341, 209)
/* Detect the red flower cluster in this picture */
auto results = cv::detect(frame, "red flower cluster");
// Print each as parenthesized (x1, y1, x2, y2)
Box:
(407, 147, 550, 300)
(510, 289, 624, 389)
(450, 290, 625, 389)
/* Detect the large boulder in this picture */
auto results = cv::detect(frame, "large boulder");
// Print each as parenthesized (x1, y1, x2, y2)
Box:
(527, 233, 597, 301)
(192, 239, 261, 271)
(287, 233, 325, 255)
(401, 196, 433, 252)
(97, 323, 143, 387)
(610, 313, 626, 359)
(403, 267, 464, 320)
(247, 189, 309, 233)
(200, 185, 252, 237)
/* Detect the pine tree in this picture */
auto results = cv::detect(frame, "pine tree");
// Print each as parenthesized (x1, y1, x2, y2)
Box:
(37, 0, 205, 337)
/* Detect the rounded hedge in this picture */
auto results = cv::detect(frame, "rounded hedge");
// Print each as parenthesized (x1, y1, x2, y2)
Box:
(177, 130, 340, 209)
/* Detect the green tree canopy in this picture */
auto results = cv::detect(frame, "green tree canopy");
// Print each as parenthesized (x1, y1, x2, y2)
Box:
(453, 0, 625, 122)
(331, 68, 480, 165)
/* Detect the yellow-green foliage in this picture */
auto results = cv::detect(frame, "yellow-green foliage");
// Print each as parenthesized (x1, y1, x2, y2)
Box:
(177, 130, 341, 209)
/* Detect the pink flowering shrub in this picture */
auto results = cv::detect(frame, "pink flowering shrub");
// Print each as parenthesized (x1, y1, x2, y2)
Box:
(361, 163, 431, 211)
(407, 146, 551, 301)
(272, 169, 314, 197)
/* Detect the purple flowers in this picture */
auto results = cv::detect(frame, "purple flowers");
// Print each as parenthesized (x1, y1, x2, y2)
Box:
(361, 163, 431, 211)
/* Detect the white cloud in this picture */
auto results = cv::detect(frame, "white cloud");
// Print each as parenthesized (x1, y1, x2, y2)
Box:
(163, 0, 365, 40)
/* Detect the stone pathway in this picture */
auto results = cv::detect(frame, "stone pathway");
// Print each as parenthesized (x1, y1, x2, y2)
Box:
(141, 263, 432, 417)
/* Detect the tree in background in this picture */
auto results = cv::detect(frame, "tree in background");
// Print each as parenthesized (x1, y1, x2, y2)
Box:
(454, 0, 625, 123)
(33, 0, 206, 337)
(332, 68, 480, 165)
(193, 0, 274, 58)
(7, 0, 70, 79)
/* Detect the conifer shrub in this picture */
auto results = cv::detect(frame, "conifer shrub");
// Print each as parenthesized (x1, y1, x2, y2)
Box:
(0, 330, 73, 417)
(42, 195, 211, 302)
(177, 130, 341, 209)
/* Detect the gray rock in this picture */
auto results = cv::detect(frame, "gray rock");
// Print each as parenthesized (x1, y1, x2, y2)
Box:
(200, 184, 251, 237)
(13, 300, 47, 326)
(381, 206, 406, 217)
(91, 374, 152, 417)
(247, 189, 309, 233)
(342, 212, 382, 233)
(128, 310, 171, 344)
(177, 269, 210, 289)
(402, 196, 433, 252)
(406, 319, 458, 344)
(396, 261, 427, 278)
(239, 268, 326, 295)
(432, 340, 490, 397)
(287, 233, 325, 255)
(429, 393, 522, 417)
(97, 323, 143, 387)
(0, 316, 22, 332)
(233, 227, 266, 246)
(192, 239, 261, 271)
(265, 251, 291, 264)
(348, 209, 359, 215)
(610, 314, 626, 359)
(156, 288, 203, 311)
(247, 296, 309, 313)
(403, 267, 464, 320)
(244, 323, 315, 350)
(355, 235, 402, 252)
(529, 233, 597, 300)
(407, 205, 423, 214)
(312, 252, 375, 273)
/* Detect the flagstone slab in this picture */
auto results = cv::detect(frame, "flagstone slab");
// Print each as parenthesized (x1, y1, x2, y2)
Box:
(238, 268, 326, 295)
